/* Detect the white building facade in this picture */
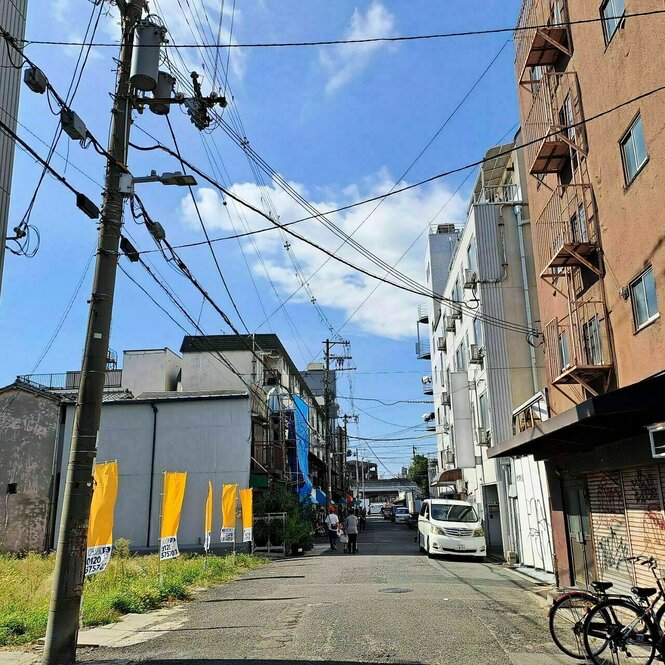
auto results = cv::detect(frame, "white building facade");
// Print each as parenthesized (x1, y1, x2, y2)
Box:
(420, 139, 555, 575)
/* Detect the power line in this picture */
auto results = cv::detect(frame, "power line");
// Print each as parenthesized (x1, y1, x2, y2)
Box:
(21, 10, 665, 48)
(165, 114, 250, 333)
(127, 83, 665, 338)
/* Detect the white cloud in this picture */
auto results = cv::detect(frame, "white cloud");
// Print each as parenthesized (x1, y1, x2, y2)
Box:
(320, 2, 396, 95)
(53, 0, 246, 87)
(178, 172, 467, 339)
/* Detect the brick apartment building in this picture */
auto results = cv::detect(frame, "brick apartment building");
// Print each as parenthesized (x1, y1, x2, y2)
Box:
(490, 0, 665, 591)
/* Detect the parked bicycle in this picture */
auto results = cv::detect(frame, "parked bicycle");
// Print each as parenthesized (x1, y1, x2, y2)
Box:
(549, 578, 618, 659)
(582, 556, 665, 665)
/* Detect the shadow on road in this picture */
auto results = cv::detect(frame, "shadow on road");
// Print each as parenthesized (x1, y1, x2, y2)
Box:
(85, 658, 425, 665)
(200, 596, 307, 603)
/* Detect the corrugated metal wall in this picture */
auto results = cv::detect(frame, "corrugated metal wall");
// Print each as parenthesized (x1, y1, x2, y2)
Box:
(0, 0, 28, 294)
(475, 204, 514, 445)
(587, 465, 665, 593)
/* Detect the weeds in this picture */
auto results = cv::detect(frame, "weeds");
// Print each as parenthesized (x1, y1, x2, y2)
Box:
(0, 551, 266, 646)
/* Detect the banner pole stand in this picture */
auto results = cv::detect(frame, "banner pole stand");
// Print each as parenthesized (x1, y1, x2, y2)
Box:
(158, 472, 165, 587)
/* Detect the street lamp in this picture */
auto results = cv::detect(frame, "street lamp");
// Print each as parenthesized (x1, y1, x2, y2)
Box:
(132, 170, 197, 186)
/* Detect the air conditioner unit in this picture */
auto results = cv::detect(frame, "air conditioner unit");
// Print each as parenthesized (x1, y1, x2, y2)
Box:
(444, 315, 456, 332)
(436, 336, 447, 352)
(477, 428, 489, 446)
(440, 391, 450, 406)
(444, 449, 455, 465)
(450, 303, 462, 320)
(469, 344, 484, 365)
(463, 269, 478, 290)
(455, 479, 466, 493)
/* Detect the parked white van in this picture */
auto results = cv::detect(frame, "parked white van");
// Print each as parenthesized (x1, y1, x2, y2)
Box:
(417, 499, 486, 559)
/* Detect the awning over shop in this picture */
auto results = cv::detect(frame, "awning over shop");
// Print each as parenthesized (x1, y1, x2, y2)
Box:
(432, 468, 462, 486)
(488, 372, 665, 461)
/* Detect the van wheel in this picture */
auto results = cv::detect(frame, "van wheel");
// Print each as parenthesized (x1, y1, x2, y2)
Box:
(418, 534, 425, 553)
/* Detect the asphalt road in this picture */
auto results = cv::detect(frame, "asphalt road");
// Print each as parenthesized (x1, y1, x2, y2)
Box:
(80, 516, 572, 665)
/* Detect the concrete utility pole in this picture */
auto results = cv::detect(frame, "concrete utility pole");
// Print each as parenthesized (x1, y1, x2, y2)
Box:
(322, 339, 352, 509)
(43, 1, 144, 662)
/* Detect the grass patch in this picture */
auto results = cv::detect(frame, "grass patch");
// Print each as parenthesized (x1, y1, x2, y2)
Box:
(0, 551, 266, 646)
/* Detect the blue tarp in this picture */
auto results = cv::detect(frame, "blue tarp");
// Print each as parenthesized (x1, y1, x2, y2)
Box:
(293, 395, 313, 501)
(311, 489, 327, 505)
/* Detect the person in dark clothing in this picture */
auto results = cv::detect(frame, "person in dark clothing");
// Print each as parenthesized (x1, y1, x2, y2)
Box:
(345, 511, 359, 553)
(359, 508, 367, 532)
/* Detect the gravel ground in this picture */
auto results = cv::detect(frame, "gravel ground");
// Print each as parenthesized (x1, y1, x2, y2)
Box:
(79, 517, 572, 665)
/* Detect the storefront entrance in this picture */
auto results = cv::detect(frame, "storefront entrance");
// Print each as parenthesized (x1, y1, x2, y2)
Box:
(562, 481, 595, 588)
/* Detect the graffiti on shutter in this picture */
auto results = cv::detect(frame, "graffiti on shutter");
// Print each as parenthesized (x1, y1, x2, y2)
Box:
(623, 466, 665, 590)
(587, 471, 634, 595)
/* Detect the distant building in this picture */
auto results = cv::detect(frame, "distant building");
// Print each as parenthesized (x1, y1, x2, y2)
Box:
(1, 335, 334, 551)
(419, 139, 554, 574)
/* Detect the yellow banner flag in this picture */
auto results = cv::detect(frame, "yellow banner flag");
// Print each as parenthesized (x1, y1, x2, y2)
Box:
(160, 472, 187, 560)
(85, 461, 119, 575)
(221, 484, 238, 543)
(240, 488, 253, 543)
(204, 480, 213, 552)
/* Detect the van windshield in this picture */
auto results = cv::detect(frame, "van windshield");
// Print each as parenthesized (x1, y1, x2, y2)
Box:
(431, 504, 478, 523)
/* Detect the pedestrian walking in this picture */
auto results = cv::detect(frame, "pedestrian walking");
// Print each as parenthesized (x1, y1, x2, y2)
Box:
(345, 510, 359, 554)
(325, 507, 339, 550)
(338, 524, 349, 553)
(359, 507, 367, 532)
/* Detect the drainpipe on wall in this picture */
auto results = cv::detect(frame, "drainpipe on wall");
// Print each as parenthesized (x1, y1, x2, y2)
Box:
(146, 403, 159, 548)
(46, 402, 67, 551)
(515, 204, 539, 394)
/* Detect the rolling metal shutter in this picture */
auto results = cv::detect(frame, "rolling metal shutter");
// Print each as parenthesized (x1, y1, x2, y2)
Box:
(587, 471, 634, 595)
(623, 466, 665, 590)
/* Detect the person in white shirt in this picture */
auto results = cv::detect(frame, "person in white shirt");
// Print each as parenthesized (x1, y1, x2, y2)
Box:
(345, 511, 359, 553)
(324, 508, 339, 550)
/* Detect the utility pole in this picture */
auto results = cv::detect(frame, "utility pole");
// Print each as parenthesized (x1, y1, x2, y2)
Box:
(322, 339, 352, 509)
(341, 413, 358, 504)
(43, 2, 144, 662)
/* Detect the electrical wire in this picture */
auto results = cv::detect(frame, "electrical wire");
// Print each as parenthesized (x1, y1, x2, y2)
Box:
(22, 9, 665, 48)
(128, 83, 665, 337)
(165, 114, 251, 333)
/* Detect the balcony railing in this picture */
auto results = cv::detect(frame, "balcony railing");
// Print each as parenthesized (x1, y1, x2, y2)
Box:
(515, 0, 572, 85)
(422, 376, 434, 395)
(524, 71, 586, 175)
(18, 370, 123, 390)
(544, 300, 613, 389)
(252, 440, 286, 475)
(417, 303, 430, 323)
(416, 340, 431, 360)
(474, 183, 521, 205)
(534, 183, 600, 277)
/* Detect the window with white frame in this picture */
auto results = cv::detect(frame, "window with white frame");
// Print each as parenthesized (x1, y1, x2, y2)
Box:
(631, 266, 659, 329)
(621, 114, 648, 184)
(455, 344, 466, 371)
(474, 316, 484, 349)
(600, 0, 625, 44)
(559, 332, 570, 369)
(479, 393, 489, 433)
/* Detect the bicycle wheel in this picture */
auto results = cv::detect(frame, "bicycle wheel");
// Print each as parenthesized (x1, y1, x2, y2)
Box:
(583, 598, 657, 665)
(549, 590, 598, 659)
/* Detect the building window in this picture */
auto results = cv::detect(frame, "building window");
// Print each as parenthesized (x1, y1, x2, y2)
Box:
(600, 0, 625, 44)
(467, 239, 478, 274)
(559, 332, 570, 369)
(582, 315, 603, 365)
(479, 393, 489, 432)
(455, 344, 466, 371)
(474, 316, 484, 349)
(620, 114, 648, 184)
(631, 266, 659, 329)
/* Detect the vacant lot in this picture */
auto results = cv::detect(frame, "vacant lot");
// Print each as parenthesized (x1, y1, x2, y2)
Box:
(0, 550, 266, 646)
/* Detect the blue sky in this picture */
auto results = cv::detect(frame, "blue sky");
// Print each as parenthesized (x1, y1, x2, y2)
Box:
(1, 0, 522, 474)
